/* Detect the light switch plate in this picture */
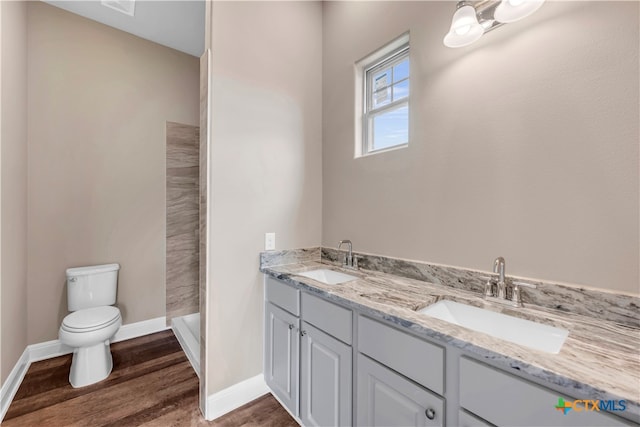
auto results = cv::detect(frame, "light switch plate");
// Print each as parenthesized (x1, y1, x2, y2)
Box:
(265, 232, 276, 250)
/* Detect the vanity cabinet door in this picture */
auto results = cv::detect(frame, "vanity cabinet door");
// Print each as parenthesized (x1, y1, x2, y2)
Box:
(357, 354, 444, 427)
(265, 302, 299, 417)
(300, 321, 352, 427)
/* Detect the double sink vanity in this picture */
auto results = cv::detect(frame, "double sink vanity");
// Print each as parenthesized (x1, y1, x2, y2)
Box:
(299, 267, 569, 355)
(260, 247, 639, 426)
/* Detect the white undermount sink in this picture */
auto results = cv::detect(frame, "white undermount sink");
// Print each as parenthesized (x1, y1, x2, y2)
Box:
(418, 300, 569, 354)
(297, 269, 357, 285)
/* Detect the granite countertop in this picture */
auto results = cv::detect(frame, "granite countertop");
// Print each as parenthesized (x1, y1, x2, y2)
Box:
(261, 260, 640, 420)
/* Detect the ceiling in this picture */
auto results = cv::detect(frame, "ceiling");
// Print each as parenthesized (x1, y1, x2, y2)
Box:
(43, 0, 205, 57)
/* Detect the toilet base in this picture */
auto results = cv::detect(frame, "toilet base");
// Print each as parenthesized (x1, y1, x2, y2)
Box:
(69, 340, 113, 388)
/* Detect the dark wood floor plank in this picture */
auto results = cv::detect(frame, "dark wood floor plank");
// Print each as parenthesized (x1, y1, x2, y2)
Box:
(12, 356, 72, 400)
(209, 394, 299, 427)
(3, 330, 296, 426)
(6, 345, 189, 419)
(139, 394, 298, 427)
(5, 362, 196, 426)
(12, 329, 181, 405)
(101, 387, 197, 427)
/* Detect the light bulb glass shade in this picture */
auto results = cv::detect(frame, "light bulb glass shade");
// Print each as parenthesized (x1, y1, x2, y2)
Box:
(443, 5, 484, 48)
(494, 0, 545, 23)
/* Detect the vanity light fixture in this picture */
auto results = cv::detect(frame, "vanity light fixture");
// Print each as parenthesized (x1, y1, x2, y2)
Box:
(443, 4, 484, 48)
(443, 0, 545, 48)
(101, 0, 136, 17)
(495, 0, 545, 23)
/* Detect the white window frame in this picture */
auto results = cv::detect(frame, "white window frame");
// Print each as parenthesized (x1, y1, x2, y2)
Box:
(355, 33, 410, 158)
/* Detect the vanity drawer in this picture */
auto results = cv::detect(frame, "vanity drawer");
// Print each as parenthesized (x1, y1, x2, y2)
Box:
(459, 357, 633, 427)
(458, 410, 493, 427)
(358, 315, 444, 395)
(265, 277, 300, 316)
(301, 292, 352, 344)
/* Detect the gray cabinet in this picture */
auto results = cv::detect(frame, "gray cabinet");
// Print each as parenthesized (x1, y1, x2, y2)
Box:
(265, 278, 352, 425)
(358, 315, 444, 395)
(460, 357, 635, 427)
(264, 302, 299, 416)
(300, 321, 352, 427)
(302, 292, 352, 344)
(265, 276, 638, 427)
(357, 354, 444, 427)
(458, 410, 494, 427)
(266, 276, 300, 315)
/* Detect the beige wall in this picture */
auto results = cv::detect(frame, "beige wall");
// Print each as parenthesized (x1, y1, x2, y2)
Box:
(322, 1, 639, 294)
(0, 0, 28, 383)
(27, 2, 199, 344)
(208, 1, 323, 393)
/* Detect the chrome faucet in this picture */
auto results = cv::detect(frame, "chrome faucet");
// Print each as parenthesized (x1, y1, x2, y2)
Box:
(484, 256, 536, 308)
(338, 240, 358, 270)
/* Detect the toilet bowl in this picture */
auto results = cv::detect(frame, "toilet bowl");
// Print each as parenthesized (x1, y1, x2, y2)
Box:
(59, 306, 122, 388)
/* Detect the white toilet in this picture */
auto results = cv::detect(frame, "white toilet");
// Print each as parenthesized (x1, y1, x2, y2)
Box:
(59, 263, 122, 388)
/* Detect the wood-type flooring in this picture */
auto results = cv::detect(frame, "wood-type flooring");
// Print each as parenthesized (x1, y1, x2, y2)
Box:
(3, 330, 296, 427)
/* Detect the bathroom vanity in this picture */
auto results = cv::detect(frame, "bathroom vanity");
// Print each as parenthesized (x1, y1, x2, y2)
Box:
(261, 250, 640, 427)
(265, 278, 352, 426)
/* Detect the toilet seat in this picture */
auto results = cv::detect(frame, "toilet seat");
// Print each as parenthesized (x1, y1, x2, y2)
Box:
(62, 306, 121, 333)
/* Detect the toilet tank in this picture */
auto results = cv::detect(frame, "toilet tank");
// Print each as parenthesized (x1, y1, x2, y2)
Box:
(66, 263, 120, 311)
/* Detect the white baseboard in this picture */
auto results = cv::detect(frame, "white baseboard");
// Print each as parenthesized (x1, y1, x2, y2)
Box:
(0, 316, 168, 423)
(28, 339, 73, 363)
(112, 316, 169, 343)
(0, 348, 30, 422)
(205, 374, 269, 421)
(26, 316, 169, 364)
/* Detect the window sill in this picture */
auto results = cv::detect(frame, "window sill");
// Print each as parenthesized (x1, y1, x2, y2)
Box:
(356, 143, 408, 159)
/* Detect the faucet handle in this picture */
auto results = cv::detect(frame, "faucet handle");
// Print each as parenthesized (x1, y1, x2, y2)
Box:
(512, 281, 537, 289)
(510, 281, 535, 307)
(481, 276, 496, 297)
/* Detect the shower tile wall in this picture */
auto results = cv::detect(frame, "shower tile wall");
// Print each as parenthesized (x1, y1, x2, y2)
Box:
(166, 121, 200, 324)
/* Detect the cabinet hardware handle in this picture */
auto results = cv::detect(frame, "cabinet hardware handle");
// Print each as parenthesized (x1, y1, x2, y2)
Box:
(425, 408, 435, 420)
(300, 330, 307, 336)
(288, 324, 294, 330)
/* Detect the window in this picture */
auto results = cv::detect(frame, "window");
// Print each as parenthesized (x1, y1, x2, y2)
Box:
(356, 34, 410, 157)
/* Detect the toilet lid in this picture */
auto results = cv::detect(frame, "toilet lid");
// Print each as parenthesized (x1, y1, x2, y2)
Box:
(62, 306, 121, 332)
